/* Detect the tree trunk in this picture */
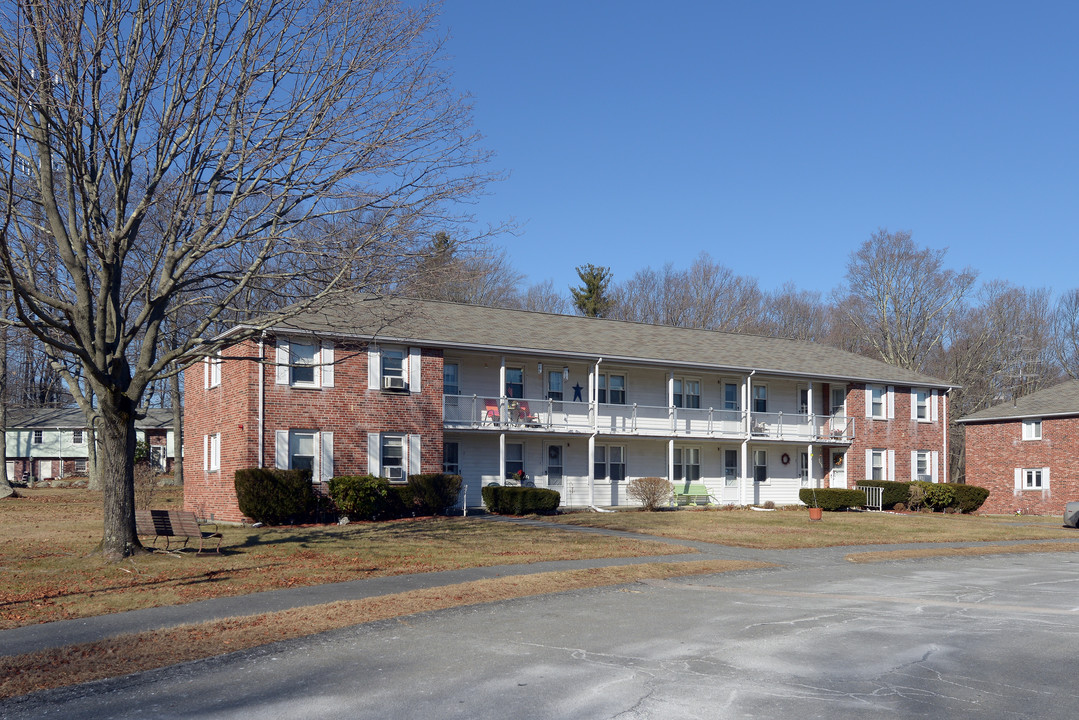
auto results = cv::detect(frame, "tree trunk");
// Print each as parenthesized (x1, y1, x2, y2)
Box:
(170, 370, 183, 486)
(97, 391, 143, 560)
(0, 294, 10, 500)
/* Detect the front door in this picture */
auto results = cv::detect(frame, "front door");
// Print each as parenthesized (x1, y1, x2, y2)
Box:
(546, 445, 563, 487)
(830, 451, 846, 489)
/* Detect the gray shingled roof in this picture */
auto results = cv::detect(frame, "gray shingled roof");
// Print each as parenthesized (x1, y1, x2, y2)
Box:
(958, 380, 1079, 423)
(5, 408, 175, 429)
(239, 295, 953, 388)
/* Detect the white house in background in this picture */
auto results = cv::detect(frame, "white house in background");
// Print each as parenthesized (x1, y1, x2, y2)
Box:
(4, 408, 176, 482)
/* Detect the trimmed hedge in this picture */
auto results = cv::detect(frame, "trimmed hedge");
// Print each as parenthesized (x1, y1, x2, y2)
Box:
(953, 484, 990, 513)
(854, 480, 910, 510)
(328, 475, 392, 520)
(799, 488, 866, 511)
(407, 473, 463, 515)
(482, 485, 561, 515)
(235, 468, 315, 525)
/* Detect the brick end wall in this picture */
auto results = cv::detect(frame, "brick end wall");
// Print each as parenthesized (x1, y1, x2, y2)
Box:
(964, 417, 1079, 515)
(184, 339, 444, 522)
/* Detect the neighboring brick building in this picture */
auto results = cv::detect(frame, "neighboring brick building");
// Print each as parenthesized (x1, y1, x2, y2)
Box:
(184, 296, 954, 522)
(4, 407, 176, 483)
(959, 380, 1079, 515)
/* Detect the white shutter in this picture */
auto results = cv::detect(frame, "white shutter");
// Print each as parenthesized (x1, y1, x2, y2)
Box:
(409, 348, 422, 393)
(887, 386, 895, 419)
(409, 434, 421, 475)
(930, 389, 939, 422)
(321, 341, 335, 388)
(203, 435, 208, 471)
(910, 391, 918, 421)
(320, 432, 334, 482)
(276, 339, 290, 385)
(931, 451, 939, 483)
(367, 432, 380, 475)
(1044, 467, 1051, 490)
(367, 345, 380, 390)
(203, 357, 210, 390)
(865, 387, 873, 418)
(1014, 468, 1022, 493)
(910, 451, 917, 481)
(275, 430, 289, 469)
(865, 449, 873, 480)
(888, 449, 895, 482)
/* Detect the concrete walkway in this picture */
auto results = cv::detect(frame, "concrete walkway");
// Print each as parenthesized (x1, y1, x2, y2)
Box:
(2, 516, 1076, 658)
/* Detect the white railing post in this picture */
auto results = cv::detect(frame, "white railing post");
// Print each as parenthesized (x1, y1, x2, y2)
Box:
(708, 407, 714, 435)
(632, 403, 638, 432)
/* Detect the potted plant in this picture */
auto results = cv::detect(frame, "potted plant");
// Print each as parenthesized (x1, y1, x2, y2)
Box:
(808, 486, 823, 521)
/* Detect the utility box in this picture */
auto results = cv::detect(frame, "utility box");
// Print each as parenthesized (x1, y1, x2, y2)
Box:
(1064, 502, 1079, 528)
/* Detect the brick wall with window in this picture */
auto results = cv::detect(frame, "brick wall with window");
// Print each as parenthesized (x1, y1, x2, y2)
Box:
(184, 336, 446, 523)
(964, 416, 1079, 515)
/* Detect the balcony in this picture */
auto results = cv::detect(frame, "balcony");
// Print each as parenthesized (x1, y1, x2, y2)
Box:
(443, 395, 855, 443)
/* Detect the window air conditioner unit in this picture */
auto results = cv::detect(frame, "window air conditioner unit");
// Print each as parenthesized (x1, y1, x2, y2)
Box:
(385, 466, 404, 480)
(383, 376, 407, 390)
(917, 474, 933, 483)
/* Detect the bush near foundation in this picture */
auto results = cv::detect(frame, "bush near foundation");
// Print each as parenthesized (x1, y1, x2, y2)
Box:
(328, 475, 392, 520)
(481, 486, 560, 515)
(799, 488, 866, 511)
(854, 480, 910, 509)
(407, 473, 463, 515)
(627, 477, 673, 511)
(953, 484, 990, 513)
(235, 468, 315, 525)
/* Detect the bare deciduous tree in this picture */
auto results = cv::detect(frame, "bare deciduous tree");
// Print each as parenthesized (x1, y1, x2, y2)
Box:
(1053, 289, 1079, 380)
(0, 0, 497, 559)
(839, 229, 977, 373)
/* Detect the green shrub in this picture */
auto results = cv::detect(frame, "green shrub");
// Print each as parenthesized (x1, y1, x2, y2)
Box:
(328, 475, 392, 520)
(481, 485, 560, 515)
(953, 484, 990, 513)
(235, 468, 315, 525)
(855, 480, 911, 509)
(799, 488, 866, 511)
(921, 482, 957, 511)
(385, 484, 415, 519)
(407, 473, 463, 515)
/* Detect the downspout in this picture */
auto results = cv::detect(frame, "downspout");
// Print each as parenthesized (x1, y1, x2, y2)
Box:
(741, 370, 756, 506)
(258, 332, 266, 468)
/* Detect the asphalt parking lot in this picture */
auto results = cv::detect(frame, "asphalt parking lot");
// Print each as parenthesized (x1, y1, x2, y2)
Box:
(4, 547, 1078, 719)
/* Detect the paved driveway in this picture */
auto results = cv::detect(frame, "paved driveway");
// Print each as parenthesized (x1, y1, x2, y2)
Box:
(4, 548, 1079, 719)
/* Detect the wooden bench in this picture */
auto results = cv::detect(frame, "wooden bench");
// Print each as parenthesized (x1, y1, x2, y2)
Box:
(671, 482, 714, 506)
(136, 509, 222, 554)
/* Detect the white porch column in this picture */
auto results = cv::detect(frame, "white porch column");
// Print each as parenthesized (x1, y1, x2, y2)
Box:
(591, 359, 600, 431)
(743, 373, 753, 435)
(808, 443, 816, 489)
(499, 433, 506, 486)
(943, 390, 949, 484)
(667, 438, 675, 486)
(588, 434, 596, 507)
(740, 440, 749, 505)
(499, 356, 507, 420)
(807, 381, 815, 438)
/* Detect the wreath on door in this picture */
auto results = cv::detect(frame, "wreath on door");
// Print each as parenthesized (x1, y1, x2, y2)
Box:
(781, 453, 790, 465)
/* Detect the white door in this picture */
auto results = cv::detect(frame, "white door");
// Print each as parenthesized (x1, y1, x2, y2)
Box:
(39, 460, 53, 480)
(5, 461, 13, 482)
(830, 451, 846, 489)
(546, 445, 563, 487)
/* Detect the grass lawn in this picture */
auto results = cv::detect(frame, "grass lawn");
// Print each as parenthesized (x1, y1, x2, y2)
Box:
(0, 488, 688, 630)
(543, 507, 1079, 549)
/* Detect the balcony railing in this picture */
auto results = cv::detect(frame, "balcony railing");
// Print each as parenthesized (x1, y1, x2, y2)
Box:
(443, 395, 855, 443)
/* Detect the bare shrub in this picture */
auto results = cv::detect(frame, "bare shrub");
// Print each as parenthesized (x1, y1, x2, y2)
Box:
(133, 463, 161, 511)
(907, 484, 926, 512)
(627, 477, 672, 511)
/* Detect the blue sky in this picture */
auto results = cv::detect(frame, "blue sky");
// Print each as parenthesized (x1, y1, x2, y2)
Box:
(438, 1, 1078, 298)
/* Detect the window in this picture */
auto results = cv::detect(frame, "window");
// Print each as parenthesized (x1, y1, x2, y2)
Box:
(752, 385, 767, 413)
(207, 354, 222, 388)
(673, 447, 700, 482)
(830, 387, 846, 416)
(724, 449, 738, 487)
(1024, 468, 1044, 489)
(74, 459, 87, 474)
(443, 363, 459, 396)
(914, 389, 930, 421)
(32, 430, 42, 444)
(723, 383, 740, 411)
(505, 368, 524, 399)
(443, 442, 460, 475)
(869, 385, 886, 419)
(505, 442, 524, 479)
(798, 387, 809, 415)
(291, 342, 317, 385)
(205, 433, 221, 472)
(800, 452, 810, 487)
(753, 450, 767, 483)
(381, 434, 405, 481)
(598, 374, 626, 404)
(547, 371, 563, 402)
(547, 445, 563, 485)
(381, 348, 406, 390)
(673, 378, 700, 409)
(287, 431, 315, 473)
(870, 449, 885, 481)
(594, 445, 625, 481)
(914, 451, 931, 482)
(71, 429, 84, 444)
(1022, 419, 1042, 441)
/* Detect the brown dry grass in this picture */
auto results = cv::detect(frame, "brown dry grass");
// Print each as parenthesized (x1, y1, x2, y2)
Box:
(0, 559, 766, 699)
(846, 542, 1079, 563)
(0, 488, 688, 629)
(545, 507, 1079, 549)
